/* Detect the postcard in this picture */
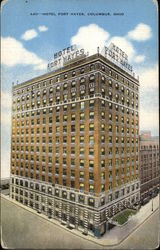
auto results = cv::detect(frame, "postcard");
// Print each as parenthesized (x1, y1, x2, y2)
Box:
(1, 0, 159, 249)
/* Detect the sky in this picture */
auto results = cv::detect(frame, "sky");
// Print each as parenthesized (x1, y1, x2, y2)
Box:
(1, 0, 158, 178)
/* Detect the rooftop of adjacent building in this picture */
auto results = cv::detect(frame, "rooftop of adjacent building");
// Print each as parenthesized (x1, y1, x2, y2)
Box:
(12, 52, 139, 90)
(139, 131, 159, 147)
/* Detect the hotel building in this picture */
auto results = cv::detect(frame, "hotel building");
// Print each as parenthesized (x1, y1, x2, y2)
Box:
(10, 49, 140, 237)
(139, 131, 159, 203)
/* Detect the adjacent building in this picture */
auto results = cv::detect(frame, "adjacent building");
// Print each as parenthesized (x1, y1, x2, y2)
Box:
(139, 131, 159, 203)
(10, 47, 140, 237)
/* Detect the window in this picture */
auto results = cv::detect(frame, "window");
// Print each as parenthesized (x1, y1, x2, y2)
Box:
(80, 148, 84, 155)
(80, 124, 85, 132)
(71, 81, 76, 87)
(89, 185, 94, 193)
(89, 111, 94, 119)
(71, 125, 75, 132)
(70, 193, 75, 201)
(80, 113, 84, 120)
(89, 136, 94, 144)
(71, 148, 75, 155)
(109, 136, 112, 143)
(89, 123, 94, 131)
(63, 83, 67, 90)
(88, 198, 95, 207)
(80, 159, 84, 167)
(71, 114, 76, 121)
(101, 160, 105, 168)
(55, 189, 59, 196)
(115, 82, 119, 89)
(80, 183, 84, 190)
(101, 124, 105, 131)
(71, 170, 75, 177)
(89, 148, 94, 156)
(89, 160, 94, 168)
(101, 111, 105, 119)
(89, 100, 94, 107)
(101, 135, 105, 143)
(101, 100, 105, 107)
(101, 184, 105, 192)
(64, 74, 67, 79)
(80, 171, 84, 178)
(63, 94, 68, 101)
(80, 136, 84, 143)
(109, 79, 112, 86)
(79, 195, 84, 203)
(80, 102, 85, 109)
(71, 92, 76, 99)
(115, 105, 119, 112)
(109, 114, 112, 120)
(71, 136, 75, 143)
(90, 74, 95, 82)
(107, 125, 112, 134)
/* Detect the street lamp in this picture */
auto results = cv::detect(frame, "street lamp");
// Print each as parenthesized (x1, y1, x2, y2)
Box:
(151, 190, 153, 212)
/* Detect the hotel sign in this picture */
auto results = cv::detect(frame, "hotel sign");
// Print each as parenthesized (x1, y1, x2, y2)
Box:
(103, 43, 133, 72)
(48, 45, 88, 71)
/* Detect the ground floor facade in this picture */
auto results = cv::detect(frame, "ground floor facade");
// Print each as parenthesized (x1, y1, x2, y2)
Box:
(140, 177, 159, 204)
(10, 175, 140, 237)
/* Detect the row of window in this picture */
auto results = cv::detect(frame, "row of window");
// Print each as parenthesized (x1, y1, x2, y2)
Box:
(13, 62, 138, 96)
(14, 91, 138, 110)
(12, 176, 139, 204)
(14, 78, 138, 104)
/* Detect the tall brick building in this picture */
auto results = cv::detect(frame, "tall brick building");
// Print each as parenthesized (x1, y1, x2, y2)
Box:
(10, 48, 140, 237)
(139, 131, 159, 203)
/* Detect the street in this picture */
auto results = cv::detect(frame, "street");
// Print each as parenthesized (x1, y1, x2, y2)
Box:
(1, 195, 159, 249)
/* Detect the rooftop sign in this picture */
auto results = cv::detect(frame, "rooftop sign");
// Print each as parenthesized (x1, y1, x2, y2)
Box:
(47, 43, 137, 79)
(47, 45, 88, 71)
(102, 43, 133, 73)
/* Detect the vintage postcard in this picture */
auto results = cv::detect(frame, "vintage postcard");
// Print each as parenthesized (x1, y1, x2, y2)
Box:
(1, 0, 159, 249)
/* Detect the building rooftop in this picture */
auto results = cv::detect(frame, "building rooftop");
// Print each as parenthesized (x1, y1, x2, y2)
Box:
(12, 52, 139, 90)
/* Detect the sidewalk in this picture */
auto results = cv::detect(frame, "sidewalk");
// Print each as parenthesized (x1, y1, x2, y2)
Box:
(1, 193, 159, 247)
(97, 195, 159, 246)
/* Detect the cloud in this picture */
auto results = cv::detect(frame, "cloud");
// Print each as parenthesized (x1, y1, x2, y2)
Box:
(1, 111, 11, 127)
(138, 64, 159, 135)
(140, 109, 159, 133)
(1, 91, 12, 178)
(1, 149, 11, 178)
(138, 64, 158, 90)
(38, 25, 48, 32)
(127, 23, 152, 41)
(21, 29, 38, 41)
(1, 91, 12, 109)
(71, 23, 110, 55)
(1, 37, 47, 70)
(70, 23, 149, 64)
(1, 91, 12, 126)
(134, 55, 145, 63)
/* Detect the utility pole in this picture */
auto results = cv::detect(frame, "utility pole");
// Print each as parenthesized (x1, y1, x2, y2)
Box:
(151, 190, 153, 211)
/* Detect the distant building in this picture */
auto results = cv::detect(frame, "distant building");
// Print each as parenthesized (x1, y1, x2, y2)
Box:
(139, 132, 159, 203)
(10, 45, 140, 237)
(0, 178, 10, 195)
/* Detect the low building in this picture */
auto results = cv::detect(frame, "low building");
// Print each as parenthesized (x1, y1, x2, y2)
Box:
(139, 131, 159, 204)
(0, 178, 10, 190)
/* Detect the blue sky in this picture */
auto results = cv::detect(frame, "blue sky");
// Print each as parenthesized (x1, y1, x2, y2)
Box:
(1, 0, 158, 177)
